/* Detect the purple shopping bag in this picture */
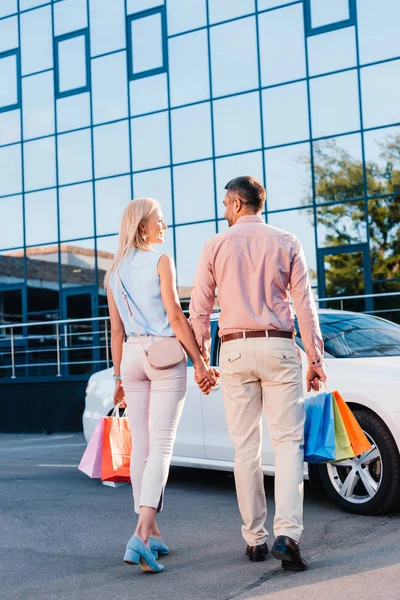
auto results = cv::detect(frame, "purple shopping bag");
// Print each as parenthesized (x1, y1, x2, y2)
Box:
(78, 417, 105, 478)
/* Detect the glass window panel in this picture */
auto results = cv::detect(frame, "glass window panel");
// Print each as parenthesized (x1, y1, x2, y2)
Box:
(22, 71, 54, 139)
(258, 0, 297, 8)
(89, 0, 125, 55)
(369, 198, 400, 284)
(307, 26, 356, 77)
(0, 195, 23, 249)
(92, 52, 128, 124)
(127, 0, 165, 13)
(59, 183, 94, 240)
(20, 6, 53, 76)
(166, 0, 206, 35)
(210, 17, 258, 97)
(133, 168, 173, 226)
(0, 16, 18, 53)
(215, 151, 264, 218)
(0, 1, 17, 18)
(60, 237, 96, 287)
(130, 73, 168, 116)
(310, 0, 349, 29)
(313, 134, 364, 203)
(93, 121, 130, 179)
(357, 0, 400, 65)
(24, 137, 56, 191)
(20, 0, 48, 8)
(259, 4, 306, 87)
(214, 92, 261, 156)
(169, 30, 209, 107)
(25, 188, 58, 245)
(262, 81, 309, 147)
(310, 70, 360, 138)
(57, 129, 92, 185)
(57, 35, 88, 94)
(0, 53, 18, 109)
(361, 61, 400, 130)
(54, 0, 87, 36)
(131, 112, 170, 171)
(130, 12, 164, 76)
(0, 145, 21, 196)
(267, 208, 317, 284)
(209, 0, 254, 24)
(265, 143, 312, 211)
(317, 201, 367, 247)
(0, 109, 20, 145)
(95, 175, 132, 236)
(364, 126, 400, 197)
(171, 103, 212, 163)
(175, 221, 216, 286)
(174, 160, 215, 224)
(57, 92, 91, 133)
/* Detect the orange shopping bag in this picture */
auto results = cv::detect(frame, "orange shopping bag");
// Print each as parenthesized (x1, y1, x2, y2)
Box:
(333, 390, 372, 455)
(101, 409, 131, 483)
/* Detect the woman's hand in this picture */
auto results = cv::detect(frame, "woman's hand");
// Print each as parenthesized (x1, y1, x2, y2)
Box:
(194, 361, 218, 395)
(113, 381, 126, 407)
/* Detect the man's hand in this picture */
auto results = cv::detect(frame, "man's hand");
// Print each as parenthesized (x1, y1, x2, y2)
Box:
(194, 362, 218, 395)
(306, 366, 327, 392)
(113, 381, 126, 407)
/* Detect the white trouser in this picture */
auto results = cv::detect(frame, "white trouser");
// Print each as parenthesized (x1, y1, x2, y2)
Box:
(121, 336, 186, 514)
(220, 335, 305, 545)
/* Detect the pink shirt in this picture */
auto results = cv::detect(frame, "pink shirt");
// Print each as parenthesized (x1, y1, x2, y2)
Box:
(189, 215, 324, 368)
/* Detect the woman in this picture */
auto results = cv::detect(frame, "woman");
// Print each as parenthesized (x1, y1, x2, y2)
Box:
(104, 198, 217, 574)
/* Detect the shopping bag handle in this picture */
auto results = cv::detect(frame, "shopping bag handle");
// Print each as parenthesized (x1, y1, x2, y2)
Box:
(111, 402, 128, 417)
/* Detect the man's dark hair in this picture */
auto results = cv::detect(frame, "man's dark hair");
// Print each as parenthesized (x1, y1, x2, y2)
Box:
(224, 176, 266, 211)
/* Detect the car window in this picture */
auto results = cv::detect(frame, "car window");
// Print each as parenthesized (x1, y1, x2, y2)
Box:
(296, 313, 400, 358)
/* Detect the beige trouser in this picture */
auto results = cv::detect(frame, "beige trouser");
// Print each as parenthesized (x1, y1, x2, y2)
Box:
(220, 335, 304, 546)
(121, 336, 186, 514)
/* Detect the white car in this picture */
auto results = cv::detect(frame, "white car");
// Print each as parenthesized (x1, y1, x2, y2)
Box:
(83, 310, 400, 515)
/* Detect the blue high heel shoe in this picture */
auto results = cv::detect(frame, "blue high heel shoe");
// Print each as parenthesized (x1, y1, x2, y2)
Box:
(123, 535, 164, 573)
(149, 537, 169, 556)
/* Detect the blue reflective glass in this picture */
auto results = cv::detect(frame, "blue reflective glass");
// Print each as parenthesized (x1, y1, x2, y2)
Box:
(54, 0, 87, 36)
(175, 222, 216, 287)
(310, 0, 349, 29)
(92, 52, 128, 124)
(265, 143, 312, 211)
(0, 195, 23, 249)
(131, 112, 170, 170)
(210, 17, 258, 97)
(130, 11, 164, 76)
(169, 30, 210, 107)
(59, 183, 94, 241)
(127, 0, 164, 13)
(20, 6, 53, 76)
(364, 126, 400, 196)
(57, 129, 92, 185)
(173, 160, 215, 224)
(215, 151, 264, 218)
(133, 167, 173, 226)
(258, 0, 297, 8)
(263, 81, 309, 147)
(0, 109, 20, 145)
(361, 61, 400, 130)
(0, 52, 18, 109)
(357, 0, 400, 64)
(22, 71, 54, 139)
(25, 188, 58, 246)
(0, 0, 17, 18)
(166, 0, 206, 35)
(56, 92, 91, 133)
(130, 74, 168, 116)
(57, 34, 88, 95)
(208, 0, 254, 24)
(0, 16, 18, 53)
(213, 92, 261, 155)
(93, 121, 130, 178)
(307, 26, 356, 76)
(95, 175, 132, 236)
(89, 0, 125, 56)
(0, 145, 21, 196)
(171, 103, 212, 163)
(24, 137, 56, 192)
(258, 3, 306, 86)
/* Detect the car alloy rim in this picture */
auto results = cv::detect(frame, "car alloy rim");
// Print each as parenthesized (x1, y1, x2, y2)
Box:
(326, 432, 382, 504)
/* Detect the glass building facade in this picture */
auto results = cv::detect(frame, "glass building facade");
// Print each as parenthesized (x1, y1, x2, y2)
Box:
(0, 0, 399, 377)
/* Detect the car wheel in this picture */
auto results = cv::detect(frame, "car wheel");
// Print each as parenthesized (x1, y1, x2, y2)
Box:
(318, 409, 400, 515)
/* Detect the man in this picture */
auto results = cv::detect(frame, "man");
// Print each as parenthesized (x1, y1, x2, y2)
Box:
(189, 176, 326, 571)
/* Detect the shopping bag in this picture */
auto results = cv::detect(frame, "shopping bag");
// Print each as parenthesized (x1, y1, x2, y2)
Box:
(78, 417, 105, 478)
(331, 397, 355, 462)
(333, 390, 372, 455)
(304, 391, 336, 463)
(101, 410, 131, 483)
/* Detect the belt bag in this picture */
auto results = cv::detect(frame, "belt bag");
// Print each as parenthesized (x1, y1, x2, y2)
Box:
(117, 271, 185, 370)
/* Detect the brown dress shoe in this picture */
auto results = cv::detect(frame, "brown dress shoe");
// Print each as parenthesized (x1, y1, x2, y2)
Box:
(246, 542, 269, 562)
(271, 535, 307, 571)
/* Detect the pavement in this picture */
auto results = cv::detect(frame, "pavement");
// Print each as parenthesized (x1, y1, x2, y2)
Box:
(1, 433, 400, 600)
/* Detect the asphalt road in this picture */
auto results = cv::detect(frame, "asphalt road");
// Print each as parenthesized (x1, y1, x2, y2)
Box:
(1, 434, 400, 600)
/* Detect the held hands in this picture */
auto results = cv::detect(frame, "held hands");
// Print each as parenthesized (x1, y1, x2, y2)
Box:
(113, 380, 126, 408)
(194, 360, 219, 395)
(306, 365, 327, 392)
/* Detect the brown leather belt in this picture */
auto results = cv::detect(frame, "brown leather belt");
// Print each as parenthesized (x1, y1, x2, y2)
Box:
(221, 330, 293, 343)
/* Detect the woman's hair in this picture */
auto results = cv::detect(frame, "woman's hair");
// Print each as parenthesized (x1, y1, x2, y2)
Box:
(104, 197, 160, 288)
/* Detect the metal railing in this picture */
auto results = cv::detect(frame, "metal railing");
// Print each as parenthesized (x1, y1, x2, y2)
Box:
(0, 291, 399, 380)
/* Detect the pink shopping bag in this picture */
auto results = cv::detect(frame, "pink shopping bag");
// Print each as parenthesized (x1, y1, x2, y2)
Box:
(78, 417, 105, 478)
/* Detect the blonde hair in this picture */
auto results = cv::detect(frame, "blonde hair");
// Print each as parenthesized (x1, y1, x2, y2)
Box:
(104, 197, 160, 288)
